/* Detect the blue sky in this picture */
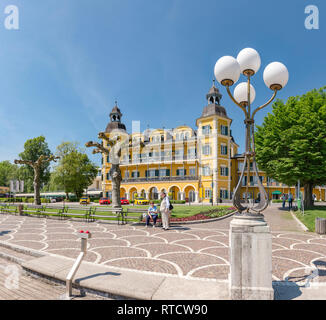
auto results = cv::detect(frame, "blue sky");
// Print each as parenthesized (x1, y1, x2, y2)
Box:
(0, 0, 325, 166)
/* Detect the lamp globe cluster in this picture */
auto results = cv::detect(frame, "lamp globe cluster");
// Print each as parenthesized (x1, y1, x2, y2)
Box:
(214, 47, 289, 92)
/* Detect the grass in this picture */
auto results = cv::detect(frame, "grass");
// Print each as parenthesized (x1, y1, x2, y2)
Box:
(0, 203, 235, 222)
(294, 206, 326, 232)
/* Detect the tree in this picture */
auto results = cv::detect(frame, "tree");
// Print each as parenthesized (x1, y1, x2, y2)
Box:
(0, 161, 19, 187)
(51, 142, 98, 199)
(14, 136, 58, 205)
(255, 87, 326, 208)
(85, 132, 130, 208)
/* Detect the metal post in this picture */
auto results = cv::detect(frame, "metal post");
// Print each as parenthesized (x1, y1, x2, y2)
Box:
(64, 231, 91, 299)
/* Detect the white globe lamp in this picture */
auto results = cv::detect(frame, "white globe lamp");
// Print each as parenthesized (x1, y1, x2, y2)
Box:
(237, 48, 261, 76)
(234, 82, 256, 106)
(214, 56, 241, 87)
(263, 62, 289, 91)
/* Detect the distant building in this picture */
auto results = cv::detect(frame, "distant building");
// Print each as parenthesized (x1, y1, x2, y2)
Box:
(100, 84, 326, 203)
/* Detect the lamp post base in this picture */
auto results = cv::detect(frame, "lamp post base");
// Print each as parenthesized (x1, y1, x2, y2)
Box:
(229, 213, 274, 300)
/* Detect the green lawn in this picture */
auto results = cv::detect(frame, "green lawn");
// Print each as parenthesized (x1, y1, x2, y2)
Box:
(0, 204, 235, 222)
(294, 206, 326, 232)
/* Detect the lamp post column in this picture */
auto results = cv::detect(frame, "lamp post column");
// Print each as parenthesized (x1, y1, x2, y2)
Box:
(214, 48, 289, 300)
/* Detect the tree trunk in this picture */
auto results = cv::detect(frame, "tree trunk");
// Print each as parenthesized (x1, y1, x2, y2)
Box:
(304, 183, 314, 209)
(111, 165, 122, 208)
(34, 167, 41, 205)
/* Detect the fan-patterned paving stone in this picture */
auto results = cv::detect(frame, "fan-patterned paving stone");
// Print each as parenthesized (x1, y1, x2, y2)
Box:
(44, 228, 75, 234)
(85, 231, 115, 239)
(272, 243, 287, 250)
(278, 233, 318, 242)
(272, 256, 306, 280)
(182, 229, 226, 239)
(202, 235, 229, 246)
(154, 232, 197, 242)
(46, 239, 80, 250)
(190, 265, 229, 279)
(105, 257, 179, 275)
(273, 249, 322, 266)
(199, 247, 229, 260)
(43, 223, 71, 229)
(11, 233, 45, 241)
(157, 252, 226, 275)
(15, 228, 45, 234)
(173, 239, 221, 252)
(109, 229, 148, 238)
(46, 249, 98, 263)
(92, 246, 148, 263)
(308, 238, 326, 246)
(87, 238, 129, 249)
(271, 237, 302, 249)
(292, 244, 326, 256)
(119, 235, 165, 246)
(45, 233, 78, 241)
(8, 240, 47, 251)
(135, 243, 191, 257)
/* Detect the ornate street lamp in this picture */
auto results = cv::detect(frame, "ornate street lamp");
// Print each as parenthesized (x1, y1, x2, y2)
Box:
(214, 48, 289, 216)
(214, 48, 289, 300)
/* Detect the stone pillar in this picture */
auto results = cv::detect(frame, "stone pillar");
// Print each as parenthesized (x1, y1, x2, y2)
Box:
(126, 193, 129, 200)
(195, 191, 199, 203)
(229, 214, 274, 300)
(145, 192, 149, 200)
(180, 192, 185, 201)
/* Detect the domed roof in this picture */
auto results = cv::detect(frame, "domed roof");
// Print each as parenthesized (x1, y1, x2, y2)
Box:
(105, 102, 127, 133)
(201, 104, 228, 118)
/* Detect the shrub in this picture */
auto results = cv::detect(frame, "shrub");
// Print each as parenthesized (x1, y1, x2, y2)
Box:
(93, 199, 99, 203)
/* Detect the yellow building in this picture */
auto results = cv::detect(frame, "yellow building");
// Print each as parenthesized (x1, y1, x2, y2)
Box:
(101, 84, 326, 204)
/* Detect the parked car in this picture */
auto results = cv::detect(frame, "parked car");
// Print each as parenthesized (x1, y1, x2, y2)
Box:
(79, 197, 90, 205)
(120, 197, 129, 205)
(134, 197, 149, 205)
(99, 197, 111, 205)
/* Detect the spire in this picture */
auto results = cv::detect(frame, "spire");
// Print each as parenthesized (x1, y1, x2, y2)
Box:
(206, 79, 222, 105)
(105, 101, 127, 133)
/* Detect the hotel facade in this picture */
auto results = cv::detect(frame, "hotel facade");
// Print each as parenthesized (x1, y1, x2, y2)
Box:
(101, 84, 326, 204)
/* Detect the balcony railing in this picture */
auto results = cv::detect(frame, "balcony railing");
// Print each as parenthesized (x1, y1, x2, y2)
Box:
(122, 175, 198, 183)
(120, 155, 197, 165)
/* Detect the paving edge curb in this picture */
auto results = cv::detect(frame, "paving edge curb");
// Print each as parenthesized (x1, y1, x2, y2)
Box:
(290, 210, 309, 232)
(0, 240, 48, 258)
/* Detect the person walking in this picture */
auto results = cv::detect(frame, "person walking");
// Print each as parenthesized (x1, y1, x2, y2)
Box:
(281, 193, 286, 209)
(160, 191, 171, 230)
(288, 192, 293, 210)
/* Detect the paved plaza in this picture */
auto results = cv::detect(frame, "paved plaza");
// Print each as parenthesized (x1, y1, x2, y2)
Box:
(0, 204, 325, 288)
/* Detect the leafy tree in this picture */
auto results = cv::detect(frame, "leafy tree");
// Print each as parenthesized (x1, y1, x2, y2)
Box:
(52, 142, 98, 199)
(17, 136, 53, 192)
(255, 87, 326, 208)
(0, 161, 19, 187)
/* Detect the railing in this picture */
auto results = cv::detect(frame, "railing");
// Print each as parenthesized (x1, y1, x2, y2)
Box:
(120, 155, 197, 165)
(122, 175, 198, 183)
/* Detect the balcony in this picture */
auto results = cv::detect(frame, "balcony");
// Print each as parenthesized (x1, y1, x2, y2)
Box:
(119, 155, 197, 165)
(121, 175, 199, 183)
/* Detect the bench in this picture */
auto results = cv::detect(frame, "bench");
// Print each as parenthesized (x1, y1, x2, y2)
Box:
(21, 204, 45, 218)
(89, 207, 125, 224)
(0, 203, 20, 215)
(125, 208, 162, 225)
(59, 206, 92, 222)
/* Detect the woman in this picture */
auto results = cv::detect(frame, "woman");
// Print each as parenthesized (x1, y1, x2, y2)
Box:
(160, 191, 171, 230)
(146, 201, 158, 228)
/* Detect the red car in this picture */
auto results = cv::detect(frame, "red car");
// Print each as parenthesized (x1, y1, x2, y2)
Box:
(121, 198, 129, 205)
(99, 198, 111, 205)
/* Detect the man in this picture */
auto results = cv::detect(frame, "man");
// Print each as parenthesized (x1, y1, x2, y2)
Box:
(288, 192, 293, 210)
(160, 191, 170, 230)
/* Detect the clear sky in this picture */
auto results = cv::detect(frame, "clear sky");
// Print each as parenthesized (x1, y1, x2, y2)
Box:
(0, 0, 325, 166)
